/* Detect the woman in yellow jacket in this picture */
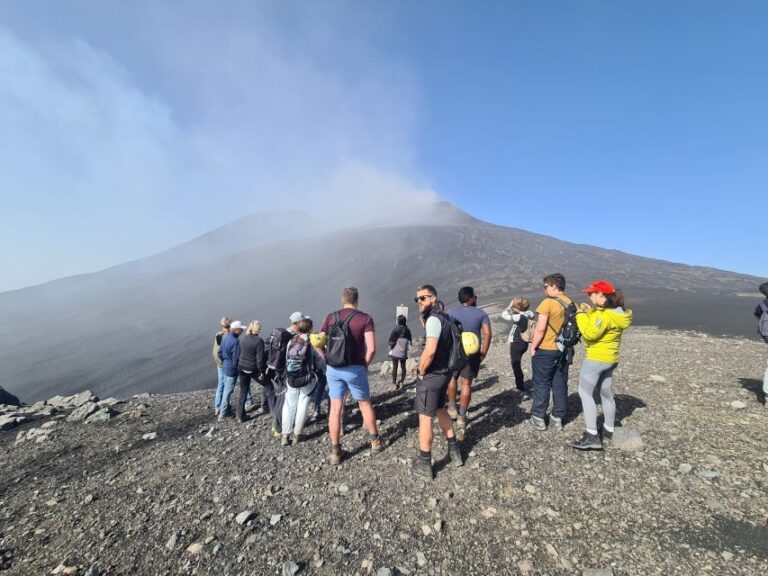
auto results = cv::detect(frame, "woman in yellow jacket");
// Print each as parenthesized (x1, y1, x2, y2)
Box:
(570, 280, 633, 451)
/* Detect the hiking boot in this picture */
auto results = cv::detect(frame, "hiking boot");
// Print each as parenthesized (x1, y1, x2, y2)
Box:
(370, 437, 386, 454)
(455, 417, 467, 441)
(291, 434, 301, 445)
(446, 405, 458, 421)
(448, 442, 463, 467)
(410, 457, 433, 481)
(271, 426, 281, 439)
(549, 415, 563, 431)
(280, 434, 290, 447)
(329, 445, 343, 465)
(570, 432, 603, 451)
(525, 415, 546, 431)
(602, 428, 614, 443)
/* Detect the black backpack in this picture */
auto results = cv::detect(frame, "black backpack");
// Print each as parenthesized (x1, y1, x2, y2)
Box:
(432, 310, 468, 373)
(549, 296, 581, 351)
(325, 310, 359, 368)
(266, 327, 293, 372)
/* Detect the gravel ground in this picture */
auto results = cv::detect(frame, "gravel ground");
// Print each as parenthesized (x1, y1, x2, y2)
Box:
(1, 326, 767, 575)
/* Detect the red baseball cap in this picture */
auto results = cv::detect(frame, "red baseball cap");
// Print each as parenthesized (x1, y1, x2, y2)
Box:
(582, 280, 615, 294)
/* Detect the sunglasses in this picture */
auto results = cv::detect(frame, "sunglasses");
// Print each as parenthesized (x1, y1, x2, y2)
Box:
(414, 295, 433, 302)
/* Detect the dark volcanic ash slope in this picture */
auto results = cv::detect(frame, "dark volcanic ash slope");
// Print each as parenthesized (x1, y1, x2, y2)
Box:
(0, 202, 763, 402)
(0, 328, 767, 575)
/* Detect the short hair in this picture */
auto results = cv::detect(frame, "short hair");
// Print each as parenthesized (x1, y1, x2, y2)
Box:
(760, 282, 768, 297)
(397, 314, 407, 326)
(543, 273, 566, 291)
(604, 289, 626, 310)
(512, 296, 530, 311)
(458, 286, 475, 304)
(417, 284, 437, 296)
(247, 320, 261, 335)
(297, 318, 313, 334)
(342, 287, 359, 305)
(220, 316, 231, 328)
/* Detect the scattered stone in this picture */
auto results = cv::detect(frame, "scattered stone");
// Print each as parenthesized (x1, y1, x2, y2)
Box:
(69, 390, 98, 408)
(166, 531, 181, 550)
(524, 484, 537, 494)
(186, 543, 203, 555)
(85, 407, 115, 423)
(648, 375, 666, 383)
(415, 552, 427, 568)
(730, 400, 747, 410)
(142, 432, 158, 441)
(66, 401, 99, 422)
(421, 525, 432, 536)
(696, 468, 720, 480)
(678, 463, 693, 474)
(205, 426, 217, 438)
(281, 559, 300, 576)
(236, 510, 257, 525)
(376, 568, 392, 576)
(84, 564, 101, 576)
(0, 414, 28, 431)
(583, 570, 614, 576)
(270, 514, 282, 526)
(518, 559, 534, 574)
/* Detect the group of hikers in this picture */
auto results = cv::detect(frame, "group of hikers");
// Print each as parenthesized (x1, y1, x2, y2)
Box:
(210, 273, 646, 480)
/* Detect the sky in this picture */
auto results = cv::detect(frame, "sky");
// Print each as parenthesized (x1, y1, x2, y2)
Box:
(0, 1, 765, 292)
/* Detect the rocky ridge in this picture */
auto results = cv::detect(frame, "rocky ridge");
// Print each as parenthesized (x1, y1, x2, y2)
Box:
(1, 326, 767, 575)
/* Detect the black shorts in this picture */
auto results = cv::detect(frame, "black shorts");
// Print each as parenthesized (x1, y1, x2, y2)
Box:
(453, 353, 482, 380)
(414, 372, 451, 417)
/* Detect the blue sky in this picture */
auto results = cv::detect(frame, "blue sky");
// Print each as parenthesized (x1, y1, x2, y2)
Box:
(0, 1, 765, 291)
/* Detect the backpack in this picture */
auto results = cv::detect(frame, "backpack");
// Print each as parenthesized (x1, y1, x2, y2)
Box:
(433, 310, 468, 373)
(325, 310, 360, 368)
(266, 327, 293, 372)
(549, 297, 581, 351)
(286, 336, 312, 375)
(520, 316, 536, 343)
(759, 301, 768, 344)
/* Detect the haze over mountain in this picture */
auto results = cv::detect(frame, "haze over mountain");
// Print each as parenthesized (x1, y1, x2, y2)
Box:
(1, 201, 762, 403)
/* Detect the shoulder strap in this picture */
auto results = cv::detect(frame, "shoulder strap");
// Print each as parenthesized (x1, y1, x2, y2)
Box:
(341, 309, 359, 327)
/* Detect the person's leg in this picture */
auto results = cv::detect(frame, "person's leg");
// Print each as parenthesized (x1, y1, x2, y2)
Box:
(260, 386, 269, 412)
(235, 372, 250, 422)
(598, 364, 617, 431)
(398, 359, 406, 384)
(531, 352, 556, 420)
(551, 356, 570, 421)
(391, 358, 399, 385)
(220, 375, 236, 416)
(215, 367, 225, 414)
(458, 376, 473, 413)
(326, 366, 348, 448)
(578, 360, 602, 434)
(346, 366, 381, 442)
(294, 382, 315, 437)
(510, 343, 526, 390)
(763, 353, 768, 400)
(282, 385, 299, 436)
(312, 375, 325, 416)
(418, 413, 434, 452)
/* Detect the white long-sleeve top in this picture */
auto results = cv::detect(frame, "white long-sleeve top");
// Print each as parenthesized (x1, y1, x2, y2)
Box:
(500, 308, 535, 343)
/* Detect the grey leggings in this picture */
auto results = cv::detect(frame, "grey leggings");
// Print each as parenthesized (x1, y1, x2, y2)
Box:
(578, 360, 617, 432)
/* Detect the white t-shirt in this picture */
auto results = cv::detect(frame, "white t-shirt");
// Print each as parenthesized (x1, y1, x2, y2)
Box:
(425, 316, 442, 339)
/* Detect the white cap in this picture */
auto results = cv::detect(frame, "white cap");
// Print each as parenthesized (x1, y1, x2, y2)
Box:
(229, 320, 246, 330)
(289, 311, 310, 324)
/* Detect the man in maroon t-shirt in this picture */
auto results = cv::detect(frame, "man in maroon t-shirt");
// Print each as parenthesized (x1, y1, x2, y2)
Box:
(320, 287, 384, 464)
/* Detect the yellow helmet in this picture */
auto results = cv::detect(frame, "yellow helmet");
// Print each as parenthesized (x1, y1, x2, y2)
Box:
(461, 331, 480, 355)
(309, 332, 327, 349)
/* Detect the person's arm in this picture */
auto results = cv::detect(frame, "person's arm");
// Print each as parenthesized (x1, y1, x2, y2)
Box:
(530, 313, 548, 357)
(405, 326, 412, 343)
(501, 308, 514, 321)
(480, 322, 492, 360)
(364, 330, 376, 367)
(255, 338, 266, 374)
(576, 311, 609, 341)
(232, 339, 240, 369)
(389, 328, 399, 348)
(217, 337, 225, 362)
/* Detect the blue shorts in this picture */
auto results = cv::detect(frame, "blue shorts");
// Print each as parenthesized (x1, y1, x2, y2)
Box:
(327, 365, 370, 401)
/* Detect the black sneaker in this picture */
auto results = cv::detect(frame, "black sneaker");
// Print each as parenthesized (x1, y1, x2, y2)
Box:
(410, 457, 433, 481)
(569, 432, 603, 451)
(602, 428, 613, 443)
(448, 442, 463, 467)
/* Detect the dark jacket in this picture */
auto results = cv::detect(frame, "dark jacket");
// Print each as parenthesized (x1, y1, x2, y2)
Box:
(426, 310, 452, 375)
(239, 334, 266, 374)
(218, 333, 241, 377)
(388, 325, 412, 348)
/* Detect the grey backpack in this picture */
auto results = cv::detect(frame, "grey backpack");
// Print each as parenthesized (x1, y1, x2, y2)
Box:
(758, 301, 768, 344)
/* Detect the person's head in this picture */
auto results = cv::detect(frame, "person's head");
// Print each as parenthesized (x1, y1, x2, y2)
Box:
(289, 311, 310, 327)
(542, 273, 566, 296)
(397, 314, 407, 326)
(341, 287, 359, 308)
(582, 280, 624, 309)
(511, 296, 530, 311)
(458, 286, 477, 305)
(760, 282, 768, 297)
(415, 284, 438, 314)
(229, 320, 246, 335)
(219, 316, 231, 332)
(246, 320, 261, 335)
(297, 318, 313, 334)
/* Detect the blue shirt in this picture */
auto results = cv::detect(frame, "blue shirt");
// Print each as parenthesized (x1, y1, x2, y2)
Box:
(447, 305, 490, 338)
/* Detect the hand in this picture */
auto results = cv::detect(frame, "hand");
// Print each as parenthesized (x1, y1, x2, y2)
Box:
(578, 302, 592, 313)
(530, 347, 537, 358)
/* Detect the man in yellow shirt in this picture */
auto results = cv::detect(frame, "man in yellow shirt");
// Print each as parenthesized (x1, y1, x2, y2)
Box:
(526, 273, 574, 431)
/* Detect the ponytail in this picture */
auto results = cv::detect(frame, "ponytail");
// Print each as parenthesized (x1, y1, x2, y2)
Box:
(604, 289, 625, 309)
